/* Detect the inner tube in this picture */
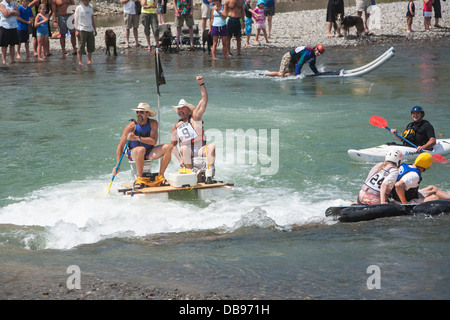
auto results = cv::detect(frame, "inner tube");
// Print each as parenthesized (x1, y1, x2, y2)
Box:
(326, 200, 450, 223)
(410, 200, 450, 216)
(338, 204, 408, 223)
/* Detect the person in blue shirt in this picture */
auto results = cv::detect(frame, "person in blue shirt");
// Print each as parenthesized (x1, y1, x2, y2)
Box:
(265, 45, 325, 77)
(16, 0, 34, 59)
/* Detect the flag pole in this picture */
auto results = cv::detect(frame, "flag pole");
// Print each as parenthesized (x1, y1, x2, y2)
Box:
(154, 47, 166, 145)
(155, 48, 161, 145)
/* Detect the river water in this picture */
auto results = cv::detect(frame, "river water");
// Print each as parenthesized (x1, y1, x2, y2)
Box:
(0, 34, 449, 300)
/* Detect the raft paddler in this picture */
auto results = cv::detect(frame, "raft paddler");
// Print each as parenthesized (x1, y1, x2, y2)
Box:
(113, 103, 172, 188)
(171, 76, 216, 178)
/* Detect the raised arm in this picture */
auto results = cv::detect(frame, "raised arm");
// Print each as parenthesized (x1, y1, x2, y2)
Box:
(192, 76, 208, 121)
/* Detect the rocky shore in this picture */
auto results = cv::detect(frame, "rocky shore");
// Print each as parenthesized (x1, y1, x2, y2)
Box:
(46, 0, 449, 54)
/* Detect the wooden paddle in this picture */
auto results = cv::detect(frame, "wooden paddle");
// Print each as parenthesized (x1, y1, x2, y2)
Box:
(369, 116, 448, 164)
(107, 140, 130, 194)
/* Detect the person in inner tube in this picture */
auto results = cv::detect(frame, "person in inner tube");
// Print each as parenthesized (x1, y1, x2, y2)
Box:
(390, 153, 450, 204)
(390, 106, 436, 152)
(355, 149, 402, 206)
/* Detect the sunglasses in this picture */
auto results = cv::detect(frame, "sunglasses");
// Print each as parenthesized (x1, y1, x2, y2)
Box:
(136, 111, 146, 114)
(315, 48, 322, 55)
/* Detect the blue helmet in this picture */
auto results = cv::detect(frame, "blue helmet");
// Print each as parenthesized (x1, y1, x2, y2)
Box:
(411, 106, 424, 114)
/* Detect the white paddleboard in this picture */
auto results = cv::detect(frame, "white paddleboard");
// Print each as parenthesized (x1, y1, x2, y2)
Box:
(312, 47, 395, 78)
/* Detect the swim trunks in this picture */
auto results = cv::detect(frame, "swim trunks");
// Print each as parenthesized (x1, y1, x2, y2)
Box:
(227, 16, 241, 38)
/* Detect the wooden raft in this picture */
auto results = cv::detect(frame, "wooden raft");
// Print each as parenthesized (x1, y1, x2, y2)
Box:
(118, 182, 234, 196)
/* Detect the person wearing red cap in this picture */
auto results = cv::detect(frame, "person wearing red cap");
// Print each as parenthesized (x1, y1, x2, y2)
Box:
(265, 45, 325, 77)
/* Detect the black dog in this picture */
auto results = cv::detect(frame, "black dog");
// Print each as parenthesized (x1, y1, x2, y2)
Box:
(338, 16, 365, 38)
(105, 29, 117, 56)
(202, 29, 212, 54)
(160, 30, 173, 53)
(158, 24, 173, 53)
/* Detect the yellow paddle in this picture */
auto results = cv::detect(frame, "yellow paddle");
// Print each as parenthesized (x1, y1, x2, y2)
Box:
(107, 140, 129, 194)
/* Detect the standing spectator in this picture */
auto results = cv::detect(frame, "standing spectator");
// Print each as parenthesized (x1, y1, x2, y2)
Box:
(210, 0, 229, 59)
(432, 0, 442, 27)
(253, 0, 269, 44)
(224, 0, 245, 56)
(157, 0, 166, 25)
(173, 0, 194, 51)
(29, 0, 52, 57)
(52, 0, 77, 55)
(423, 0, 433, 32)
(263, 0, 274, 39)
(0, 0, 20, 64)
(356, 0, 372, 34)
(74, 0, 96, 65)
(326, 0, 344, 37)
(16, 0, 34, 60)
(34, 3, 49, 60)
(244, 0, 258, 46)
(121, 0, 140, 48)
(201, 0, 212, 33)
(141, 0, 159, 51)
(406, 0, 415, 33)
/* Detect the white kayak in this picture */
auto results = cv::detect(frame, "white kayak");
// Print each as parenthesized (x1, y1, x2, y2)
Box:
(311, 47, 395, 78)
(348, 139, 450, 162)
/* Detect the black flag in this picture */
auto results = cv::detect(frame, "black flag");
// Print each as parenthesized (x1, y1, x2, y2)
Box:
(154, 48, 166, 95)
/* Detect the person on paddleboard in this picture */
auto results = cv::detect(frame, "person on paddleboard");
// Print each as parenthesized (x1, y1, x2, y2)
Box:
(265, 45, 324, 77)
(171, 76, 216, 179)
(113, 102, 173, 188)
(355, 149, 403, 205)
(390, 153, 450, 204)
(390, 106, 436, 152)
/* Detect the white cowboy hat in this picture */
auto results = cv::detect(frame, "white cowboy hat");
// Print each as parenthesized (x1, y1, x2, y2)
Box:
(130, 103, 157, 117)
(173, 99, 195, 113)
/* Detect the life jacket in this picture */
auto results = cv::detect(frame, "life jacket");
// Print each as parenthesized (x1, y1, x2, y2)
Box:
(128, 119, 154, 151)
(390, 163, 422, 202)
(290, 46, 315, 64)
(173, 115, 206, 148)
(402, 120, 428, 147)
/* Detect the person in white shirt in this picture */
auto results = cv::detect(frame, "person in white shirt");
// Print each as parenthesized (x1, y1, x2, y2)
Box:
(74, 0, 96, 65)
(391, 153, 450, 204)
(121, 0, 140, 48)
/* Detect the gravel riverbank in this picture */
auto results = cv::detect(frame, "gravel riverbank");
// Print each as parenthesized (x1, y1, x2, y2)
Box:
(46, 0, 449, 54)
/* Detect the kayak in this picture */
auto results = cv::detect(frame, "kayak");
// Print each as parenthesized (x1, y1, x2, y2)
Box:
(348, 139, 450, 162)
(325, 200, 450, 223)
(309, 47, 395, 78)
